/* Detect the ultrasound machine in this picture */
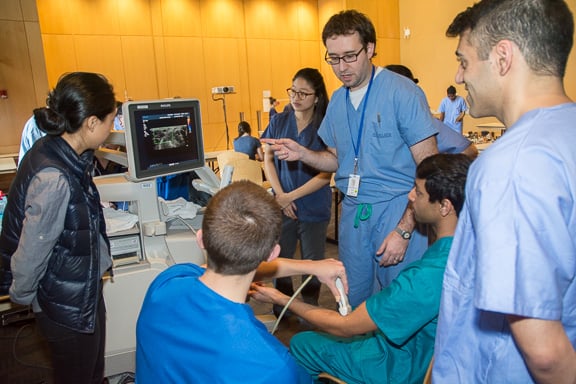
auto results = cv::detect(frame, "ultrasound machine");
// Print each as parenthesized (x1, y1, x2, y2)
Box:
(94, 98, 222, 376)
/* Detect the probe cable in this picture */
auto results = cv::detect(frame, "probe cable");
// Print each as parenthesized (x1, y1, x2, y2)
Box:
(270, 274, 314, 335)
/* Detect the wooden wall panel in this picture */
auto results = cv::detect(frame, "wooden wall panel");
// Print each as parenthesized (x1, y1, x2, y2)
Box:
(162, 36, 207, 98)
(40, 35, 77, 87)
(295, 0, 320, 41)
(24, 22, 49, 106)
(0, 20, 37, 153)
(373, 37, 400, 67)
(245, 39, 273, 127)
(243, 0, 282, 39)
(200, 0, 244, 38)
(202, 121, 230, 152)
(118, 0, 153, 36)
(25, 0, 405, 153)
(234, 39, 252, 122)
(0, 0, 24, 20)
(121, 36, 159, 100)
(0, 1, 49, 155)
(21, 0, 39, 21)
(73, 1, 121, 35)
(201, 38, 245, 138)
(371, 0, 399, 39)
(36, 0, 79, 34)
(270, 40, 304, 94)
(299, 40, 322, 68)
(74, 35, 125, 91)
(153, 36, 169, 97)
(161, 0, 202, 37)
(150, 0, 165, 36)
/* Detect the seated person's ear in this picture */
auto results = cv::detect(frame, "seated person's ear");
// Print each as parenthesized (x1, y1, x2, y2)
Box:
(267, 244, 281, 262)
(440, 198, 455, 217)
(196, 229, 205, 250)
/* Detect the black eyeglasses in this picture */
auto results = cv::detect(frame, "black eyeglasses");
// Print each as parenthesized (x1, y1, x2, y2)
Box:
(324, 47, 365, 65)
(286, 88, 314, 100)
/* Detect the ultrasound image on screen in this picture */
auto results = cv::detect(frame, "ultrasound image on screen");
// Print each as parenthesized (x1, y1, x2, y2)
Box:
(150, 125, 187, 150)
(124, 99, 205, 181)
(134, 109, 201, 173)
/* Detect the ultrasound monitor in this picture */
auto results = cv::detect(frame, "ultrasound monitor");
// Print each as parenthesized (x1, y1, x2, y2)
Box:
(123, 99, 205, 182)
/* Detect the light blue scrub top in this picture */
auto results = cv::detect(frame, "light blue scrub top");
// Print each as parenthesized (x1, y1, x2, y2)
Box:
(434, 118, 472, 154)
(434, 103, 576, 383)
(438, 95, 467, 133)
(319, 68, 437, 203)
(18, 116, 46, 166)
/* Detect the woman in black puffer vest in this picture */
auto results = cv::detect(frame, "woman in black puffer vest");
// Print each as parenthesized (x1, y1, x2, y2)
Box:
(0, 72, 116, 384)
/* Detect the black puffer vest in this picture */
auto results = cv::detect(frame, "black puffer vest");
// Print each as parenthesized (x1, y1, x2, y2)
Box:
(0, 135, 110, 333)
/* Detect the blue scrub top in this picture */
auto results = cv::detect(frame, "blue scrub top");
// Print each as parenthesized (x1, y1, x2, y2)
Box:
(262, 111, 331, 222)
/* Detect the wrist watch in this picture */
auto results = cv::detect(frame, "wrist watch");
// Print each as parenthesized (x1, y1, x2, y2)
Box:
(394, 227, 412, 240)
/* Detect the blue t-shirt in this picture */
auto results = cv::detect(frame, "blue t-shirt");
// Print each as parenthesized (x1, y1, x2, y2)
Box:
(261, 111, 331, 222)
(434, 103, 576, 382)
(233, 135, 261, 160)
(319, 68, 437, 203)
(136, 263, 312, 383)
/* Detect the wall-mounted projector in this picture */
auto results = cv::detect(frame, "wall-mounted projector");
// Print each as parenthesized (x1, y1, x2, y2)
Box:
(211, 86, 235, 94)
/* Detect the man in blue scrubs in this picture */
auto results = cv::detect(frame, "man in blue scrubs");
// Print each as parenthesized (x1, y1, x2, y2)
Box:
(433, 1, 576, 382)
(263, 10, 438, 307)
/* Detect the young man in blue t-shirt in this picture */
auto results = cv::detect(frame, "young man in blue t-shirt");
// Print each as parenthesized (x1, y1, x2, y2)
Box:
(136, 180, 346, 384)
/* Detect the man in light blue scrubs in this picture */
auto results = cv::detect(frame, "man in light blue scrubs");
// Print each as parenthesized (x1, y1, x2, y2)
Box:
(263, 10, 438, 307)
(433, 1, 576, 382)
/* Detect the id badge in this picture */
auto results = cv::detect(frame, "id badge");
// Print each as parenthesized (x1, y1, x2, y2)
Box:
(346, 174, 360, 197)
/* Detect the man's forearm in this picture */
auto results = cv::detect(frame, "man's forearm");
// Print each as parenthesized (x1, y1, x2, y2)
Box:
(255, 259, 320, 280)
(300, 148, 338, 173)
(286, 173, 331, 202)
(396, 203, 416, 232)
(279, 297, 355, 337)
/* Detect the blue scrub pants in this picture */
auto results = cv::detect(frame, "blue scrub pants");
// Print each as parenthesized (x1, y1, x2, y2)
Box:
(338, 193, 427, 307)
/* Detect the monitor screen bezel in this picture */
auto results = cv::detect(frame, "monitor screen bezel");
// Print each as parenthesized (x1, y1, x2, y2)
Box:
(123, 98, 205, 182)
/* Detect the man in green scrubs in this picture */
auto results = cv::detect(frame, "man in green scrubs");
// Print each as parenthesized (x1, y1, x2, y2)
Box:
(250, 153, 471, 383)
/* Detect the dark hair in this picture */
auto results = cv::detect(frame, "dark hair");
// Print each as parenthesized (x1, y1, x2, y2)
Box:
(385, 64, 419, 84)
(322, 9, 377, 58)
(416, 153, 472, 216)
(237, 121, 251, 138)
(292, 68, 329, 129)
(34, 72, 116, 136)
(202, 181, 282, 275)
(446, 0, 574, 78)
(447, 85, 457, 95)
(269, 97, 277, 104)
